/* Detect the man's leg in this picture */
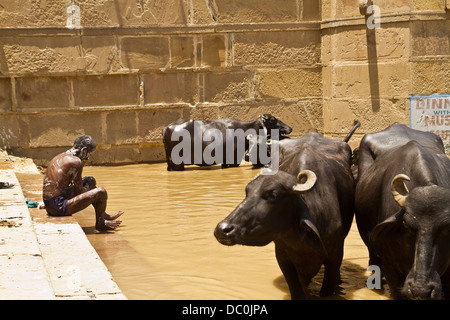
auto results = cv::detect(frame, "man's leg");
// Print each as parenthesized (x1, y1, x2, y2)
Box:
(80, 177, 123, 222)
(66, 187, 122, 230)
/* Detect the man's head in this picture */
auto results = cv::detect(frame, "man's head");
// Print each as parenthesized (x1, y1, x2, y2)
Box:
(72, 135, 96, 160)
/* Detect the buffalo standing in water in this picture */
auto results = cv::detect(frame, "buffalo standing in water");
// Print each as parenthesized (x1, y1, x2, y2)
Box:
(162, 114, 292, 171)
(215, 130, 357, 299)
(355, 123, 450, 299)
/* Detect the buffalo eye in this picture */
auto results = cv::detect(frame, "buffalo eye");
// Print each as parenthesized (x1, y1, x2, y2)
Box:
(439, 225, 450, 238)
(402, 220, 416, 235)
(402, 220, 410, 230)
(262, 189, 277, 201)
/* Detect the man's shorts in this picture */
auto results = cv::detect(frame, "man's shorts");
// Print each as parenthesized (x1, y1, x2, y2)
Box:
(44, 194, 70, 216)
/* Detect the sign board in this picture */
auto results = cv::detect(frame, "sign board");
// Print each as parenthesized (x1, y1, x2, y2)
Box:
(409, 94, 450, 153)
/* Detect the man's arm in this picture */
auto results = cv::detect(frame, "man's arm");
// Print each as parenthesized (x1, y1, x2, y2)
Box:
(70, 158, 85, 196)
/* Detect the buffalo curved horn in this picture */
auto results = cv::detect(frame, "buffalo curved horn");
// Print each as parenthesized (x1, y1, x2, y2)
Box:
(391, 174, 410, 208)
(293, 170, 317, 192)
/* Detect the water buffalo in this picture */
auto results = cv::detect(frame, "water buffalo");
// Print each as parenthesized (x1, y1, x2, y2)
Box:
(244, 134, 290, 168)
(355, 122, 450, 300)
(247, 120, 360, 169)
(162, 114, 292, 171)
(214, 131, 355, 299)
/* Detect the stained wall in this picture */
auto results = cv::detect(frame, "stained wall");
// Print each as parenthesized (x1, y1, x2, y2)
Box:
(322, 0, 450, 150)
(0, 1, 448, 165)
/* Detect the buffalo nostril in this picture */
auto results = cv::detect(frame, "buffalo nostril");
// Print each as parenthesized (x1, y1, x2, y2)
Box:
(407, 282, 440, 300)
(214, 222, 237, 246)
(215, 222, 235, 236)
(219, 222, 234, 235)
(222, 224, 234, 235)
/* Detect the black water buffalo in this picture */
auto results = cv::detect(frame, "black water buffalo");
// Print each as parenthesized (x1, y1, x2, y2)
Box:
(355, 122, 450, 300)
(247, 120, 360, 169)
(244, 134, 291, 168)
(214, 131, 355, 299)
(162, 114, 292, 171)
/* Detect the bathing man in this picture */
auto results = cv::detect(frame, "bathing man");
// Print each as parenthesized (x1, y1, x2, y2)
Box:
(43, 135, 124, 231)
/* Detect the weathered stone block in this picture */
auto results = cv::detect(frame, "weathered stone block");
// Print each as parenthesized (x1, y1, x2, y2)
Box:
(190, 0, 215, 24)
(80, 36, 119, 73)
(323, 99, 359, 135)
(376, 25, 410, 59)
(143, 72, 198, 104)
(95, 144, 142, 164)
(234, 31, 321, 66)
(202, 72, 252, 103)
(323, 98, 409, 136)
(94, 142, 166, 164)
(1, 36, 84, 76)
(202, 35, 226, 67)
(137, 108, 187, 142)
(26, 112, 103, 148)
(255, 68, 322, 99)
(413, 0, 446, 10)
(332, 0, 411, 19)
(335, 0, 362, 19)
(107, 0, 188, 26)
(188, 104, 221, 120)
(0, 255, 54, 300)
(333, 62, 410, 99)
(301, 0, 321, 21)
(105, 111, 138, 145)
(0, 115, 22, 150)
(321, 0, 334, 21)
(412, 60, 450, 95)
(15, 77, 71, 110)
(73, 75, 139, 107)
(411, 20, 450, 57)
(0, 78, 11, 111)
(211, 0, 298, 23)
(0, 0, 190, 28)
(326, 25, 409, 62)
(137, 144, 166, 163)
(120, 37, 170, 70)
(322, 66, 333, 99)
(0, 1, 65, 28)
(170, 37, 195, 68)
(372, 0, 412, 14)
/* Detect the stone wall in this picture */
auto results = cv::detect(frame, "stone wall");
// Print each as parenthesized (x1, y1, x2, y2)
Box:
(0, 1, 448, 165)
(322, 0, 450, 150)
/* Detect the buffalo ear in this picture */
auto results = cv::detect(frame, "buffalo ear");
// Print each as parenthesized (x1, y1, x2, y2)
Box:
(297, 219, 328, 259)
(370, 211, 404, 245)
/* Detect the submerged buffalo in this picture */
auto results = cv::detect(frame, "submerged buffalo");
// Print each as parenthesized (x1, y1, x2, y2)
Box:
(214, 130, 356, 299)
(162, 114, 292, 171)
(355, 123, 450, 300)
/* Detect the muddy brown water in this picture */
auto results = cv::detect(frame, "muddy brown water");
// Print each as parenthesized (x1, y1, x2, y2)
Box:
(77, 162, 390, 300)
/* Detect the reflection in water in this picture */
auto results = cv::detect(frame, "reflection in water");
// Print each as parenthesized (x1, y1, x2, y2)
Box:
(79, 163, 389, 300)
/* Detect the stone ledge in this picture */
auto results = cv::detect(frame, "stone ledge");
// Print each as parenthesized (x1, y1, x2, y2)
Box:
(321, 11, 448, 30)
(0, 22, 321, 37)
